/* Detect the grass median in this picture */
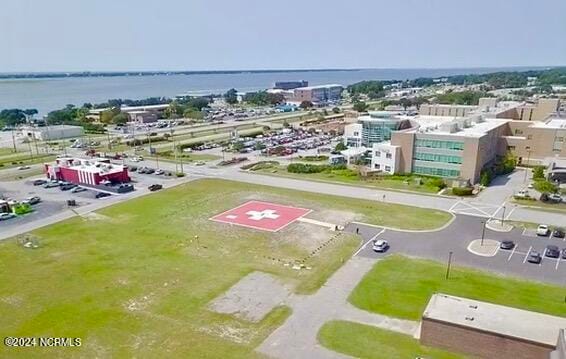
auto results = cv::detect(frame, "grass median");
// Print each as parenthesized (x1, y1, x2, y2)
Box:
(318, 321, 462, 359)
(349, 255, 566, 321)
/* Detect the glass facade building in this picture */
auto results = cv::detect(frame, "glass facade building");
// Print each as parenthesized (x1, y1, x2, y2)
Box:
(412, 137, 465, 179)
(361, 119, 401, 146)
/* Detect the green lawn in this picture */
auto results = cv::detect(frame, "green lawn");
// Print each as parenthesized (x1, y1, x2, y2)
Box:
(349, 255, 566, 321)
(0, 179, 450, 357)
(254, 164, 444, 194)
(318, 321, 462, 359)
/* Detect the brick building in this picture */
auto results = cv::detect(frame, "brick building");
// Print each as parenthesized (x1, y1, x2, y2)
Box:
(45, 157, 130, 186)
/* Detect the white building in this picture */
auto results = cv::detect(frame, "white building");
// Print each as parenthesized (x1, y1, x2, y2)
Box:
(343, 123, 362, 147)
(371, 142, 400, 174)
(21, 125, 84, 141)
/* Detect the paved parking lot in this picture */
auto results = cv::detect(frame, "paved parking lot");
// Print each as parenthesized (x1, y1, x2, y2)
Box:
(349, 215, 566, 286)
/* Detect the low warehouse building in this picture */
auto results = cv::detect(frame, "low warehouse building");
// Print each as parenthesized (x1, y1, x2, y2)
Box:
(44, 157, 130, 186)
(420, 294, 566, 359)
(21, 125, 84, 141)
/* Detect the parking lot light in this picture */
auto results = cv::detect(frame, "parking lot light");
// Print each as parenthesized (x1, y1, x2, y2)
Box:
(445, 251, 453, 280)
(481, 221, 487, 246)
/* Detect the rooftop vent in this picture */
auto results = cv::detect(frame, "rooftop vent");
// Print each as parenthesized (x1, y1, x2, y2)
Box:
(465, 316, 475, 321)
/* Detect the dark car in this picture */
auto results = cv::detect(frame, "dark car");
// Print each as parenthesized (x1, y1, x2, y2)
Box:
(545, 245, 560, 258)
(148, 184, 163, 192)
(500, 240, 515, 250)
(527, 251, 542, 264)
(60, 183, 77, 191)
(552, 228, 565, 239)
(145, 168, 155, 174)
(95, 192, 111, 199)
(562, 249, 566, 260)
(33, 179, 47, 186)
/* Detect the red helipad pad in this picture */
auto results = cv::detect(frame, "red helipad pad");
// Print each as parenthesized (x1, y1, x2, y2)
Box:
(210, 200, 311, 232)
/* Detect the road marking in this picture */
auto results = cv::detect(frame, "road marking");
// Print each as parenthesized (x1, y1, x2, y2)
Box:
(354, 228, 385, 257)
(523, 246, 532, 263)
(507, 245, 517, 261)
(448, 201, 461, 213)
(504, 207, 516, 221)
(556, 257, 561, 270)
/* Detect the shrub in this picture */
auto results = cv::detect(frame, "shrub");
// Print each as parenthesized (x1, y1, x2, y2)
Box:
(175, 172, 185, 177)
(452, 187, 474, 196)
(532, 166, 545, 180)
(480, 169, 493, 186)
(534, 180, 557, 194)
(287, 163, 345, 174)
(426, 178, 446, 189)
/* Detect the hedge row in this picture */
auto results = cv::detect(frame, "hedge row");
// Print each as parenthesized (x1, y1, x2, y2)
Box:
(287, 163, 346, 174)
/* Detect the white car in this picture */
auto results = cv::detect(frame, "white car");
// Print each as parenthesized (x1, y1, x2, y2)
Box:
(131, 156, 143, 162)
(155, 169, 164, 175)
(71, 186, 87, 193)
(18, 165, 31, 170)
(0, 212, 16, 220)
(515, 189, 530, 199)
(372, 239, 389, 253)
(195, 161, 205, 166)
(536, 224, 550, 236)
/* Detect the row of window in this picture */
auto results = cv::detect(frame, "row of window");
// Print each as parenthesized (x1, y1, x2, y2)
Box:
(414, 152, 462, 164)
(374, 163, 392, 172)
(413, 166, 460, 178)
(374, 151, 392, 159)
(415, 139, 464, 151)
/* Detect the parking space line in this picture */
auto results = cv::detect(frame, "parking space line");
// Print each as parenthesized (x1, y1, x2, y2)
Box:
(507, 245, 517, 261)
(448, 201, 461, 213)
(504, 207, 516, 221)
(556, 258, 561, 271)
(523, 246, 532, 263)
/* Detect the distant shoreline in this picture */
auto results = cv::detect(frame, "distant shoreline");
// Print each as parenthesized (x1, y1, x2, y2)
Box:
(0, 66, 556, 80)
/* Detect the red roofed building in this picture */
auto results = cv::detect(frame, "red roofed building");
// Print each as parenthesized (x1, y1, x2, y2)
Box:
(45, 157, 130, 186)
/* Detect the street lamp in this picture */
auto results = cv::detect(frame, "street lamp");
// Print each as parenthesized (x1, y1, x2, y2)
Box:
(480, 220, 486, 246)
(445, 251, 454, 280)
(501, 205, 507, 225)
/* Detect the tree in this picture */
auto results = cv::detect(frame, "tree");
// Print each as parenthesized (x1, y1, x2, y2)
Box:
(532, 166, 545, 180)
(224, 88, 238, 105)
(399, 98, 412, 110)
(0, 109, 27, 127)
(299, 101, 313, 110)
(335, 142, 347, 152)
(111, 112, 129, 125)
(99, 107, 121, 124)
(353, 101, 369, 112)
(332, 107, 341, 114)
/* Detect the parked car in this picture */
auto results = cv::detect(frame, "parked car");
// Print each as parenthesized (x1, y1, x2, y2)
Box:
(536, 224, 550, 236)
(145, 168, 155, 174)
(22, 196, 41, 205)
(500, 240, 515, 250)
(515, 189, 530, 199)
(155, 169, 164, 175)
(33, 179, 47, 186)
(545, 245, 560, 258)
(548, 193, 563, 203)
(195, 161, 205, 166)
(372, 239, 389, 253)
(60, 183, 77, 191)
(71, 186, 87, 193)
(0, 212, 16, 221)
(562, 249, 566, 260)
(552, 228, 565, 239)
(148, 184, 163, 192)
(18, 165, 31, 170)
(43, 181, 60, 188)
(95, 192, 111, 199)
(527, 251, 542, 264)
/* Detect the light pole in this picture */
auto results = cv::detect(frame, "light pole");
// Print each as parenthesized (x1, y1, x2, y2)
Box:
(523, 150, 531, 183)
(445, 251, 453, 280)
(480, 220, 486, 246)
(501, 205, 507, 225)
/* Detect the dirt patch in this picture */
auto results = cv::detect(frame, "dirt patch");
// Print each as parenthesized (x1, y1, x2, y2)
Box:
(282, 222, 333, 251)
(209, 272, 291, 323)
(81, 212, 111, 221)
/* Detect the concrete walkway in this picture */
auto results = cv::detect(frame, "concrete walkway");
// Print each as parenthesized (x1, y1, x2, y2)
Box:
(257, 256, 419, 359)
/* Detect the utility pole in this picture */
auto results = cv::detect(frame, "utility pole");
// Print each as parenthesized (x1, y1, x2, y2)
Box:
(445, 251, 453, 280)
(501, 205, 507, 225)
(10, 128, 17, 153)
(480, 221, 486, 246)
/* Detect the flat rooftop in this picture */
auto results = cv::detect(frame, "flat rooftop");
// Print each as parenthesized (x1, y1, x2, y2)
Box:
(531, 117, 566, 130)
(423, 294, 566, 346)
(295, 84, 343, 90)
(411, 116, 509, 138)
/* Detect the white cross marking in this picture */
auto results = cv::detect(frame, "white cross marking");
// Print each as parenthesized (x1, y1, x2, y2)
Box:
(246, 209, 280, 221)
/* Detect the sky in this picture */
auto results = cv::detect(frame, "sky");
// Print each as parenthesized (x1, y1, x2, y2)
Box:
(1, 0, 565, 72)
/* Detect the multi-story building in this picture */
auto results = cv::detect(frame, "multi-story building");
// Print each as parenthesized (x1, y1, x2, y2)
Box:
(273, 80, 308, 90)
(343, 98, 564, 184)
(290, 84, 343, 105)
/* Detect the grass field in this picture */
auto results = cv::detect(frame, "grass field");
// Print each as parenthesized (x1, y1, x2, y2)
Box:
(318, 321, 462, 359)
(254, 164, 444, 194)
(0, 153, 55, 169)
(0, 179, 451, 357)
(349, 255, 566, 321)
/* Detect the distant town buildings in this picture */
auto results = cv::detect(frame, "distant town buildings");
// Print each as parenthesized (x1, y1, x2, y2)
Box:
(273, 80, 308, 90)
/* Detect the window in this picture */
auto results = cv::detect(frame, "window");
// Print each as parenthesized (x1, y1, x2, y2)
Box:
(414, 139, 464, 151)
(507, 146, 516, 151)
(413, 166, 460, 178)
(374, 164, 381, 169)
(527, 135, 532, 140)
(385, 153, 392, 159)
(414, 152, 462, 164)
(375, 151, 380, 157)
(385, 166, 391, 172)
(353, 131, 359, 136)
(515, 129, 523, 135)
